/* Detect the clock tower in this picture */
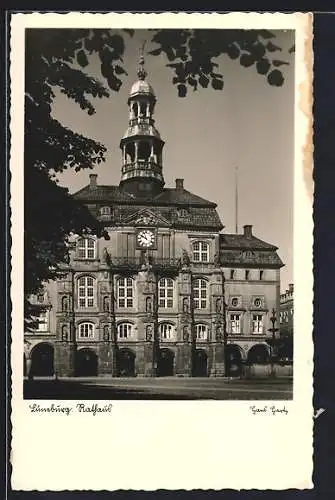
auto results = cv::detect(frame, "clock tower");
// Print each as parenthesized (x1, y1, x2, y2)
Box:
(119, 49, 165, 198)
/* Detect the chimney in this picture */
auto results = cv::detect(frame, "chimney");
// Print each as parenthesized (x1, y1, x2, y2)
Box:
(289, 283, 294, 293)
(175, 178, 184, 190)
(243, 225, 253, 237)
(89, 174, 98, 188)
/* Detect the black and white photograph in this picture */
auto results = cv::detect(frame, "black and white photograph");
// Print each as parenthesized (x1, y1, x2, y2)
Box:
(10, 12, 313, 491)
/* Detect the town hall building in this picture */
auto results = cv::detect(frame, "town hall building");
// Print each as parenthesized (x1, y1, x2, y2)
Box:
(24, 55, 284, 378)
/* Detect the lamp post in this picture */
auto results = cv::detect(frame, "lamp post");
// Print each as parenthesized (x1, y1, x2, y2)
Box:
(268, 308, 279, 378)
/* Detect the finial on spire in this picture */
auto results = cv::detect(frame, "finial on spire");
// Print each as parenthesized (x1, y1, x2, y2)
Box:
(137, 40, 147, 80)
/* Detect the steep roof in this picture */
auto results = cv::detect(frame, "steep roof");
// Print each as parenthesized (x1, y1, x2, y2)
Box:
(74, 184, 217, 207)
(219, 233, 278, 250)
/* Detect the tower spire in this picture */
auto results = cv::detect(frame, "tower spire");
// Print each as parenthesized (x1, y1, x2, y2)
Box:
(119, 42, 165, 197)
(137, 40, 147, 80)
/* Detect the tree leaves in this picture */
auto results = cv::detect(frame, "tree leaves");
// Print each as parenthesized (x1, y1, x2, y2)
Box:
(267, 69, 285, 86)
(76, 49, 89, 68)
(149, 28, 289, 96)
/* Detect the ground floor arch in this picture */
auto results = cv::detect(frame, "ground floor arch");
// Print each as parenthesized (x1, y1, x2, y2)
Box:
(247, 344, 270, 365)
(194, 349, 208, 377)
(118, 348, 136, 377)
(225, 344, 243, 377)
(157, 348, 175, 377)
(30, 342, 54, 376)
(75, 348, 98, 377)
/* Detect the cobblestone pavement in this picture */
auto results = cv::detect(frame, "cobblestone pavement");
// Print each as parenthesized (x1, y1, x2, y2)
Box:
(24, 376, 293, 400)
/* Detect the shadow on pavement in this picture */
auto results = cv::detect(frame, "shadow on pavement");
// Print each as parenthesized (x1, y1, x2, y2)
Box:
(23, 379, 199, 400)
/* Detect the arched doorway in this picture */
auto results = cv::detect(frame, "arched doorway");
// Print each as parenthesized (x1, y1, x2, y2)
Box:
(118, 348, 136, 377)
(30, 343, 54, 376)
(247, 344, 270, 365)
(225, 344, 243, 377)
(157, 348, 174, 377)
(194, 349, 208, 377)
(75, 348, 98, 377)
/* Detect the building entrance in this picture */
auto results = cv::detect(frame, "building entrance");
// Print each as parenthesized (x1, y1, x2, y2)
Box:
(30, 343, 54, 376)
(157, 348, 174, 377)
(118, 348, 136, 377)
(75, 348, 98, 377)
(194, 349, 208, 377)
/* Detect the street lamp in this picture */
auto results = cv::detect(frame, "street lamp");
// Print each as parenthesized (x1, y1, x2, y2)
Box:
(268, 308, 279, 378)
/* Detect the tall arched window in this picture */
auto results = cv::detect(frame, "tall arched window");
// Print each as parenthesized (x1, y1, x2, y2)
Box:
(193, 278, 208, 309)
(159, 323, 174, 340)
(77, 238, 96, 259)
(78, 276, 95, 308)
(78, 322, 94, 339)
(117, 322, 133, 339)
(158, 278, 174, 308)
(195, 324, 208, 340)
(192, 241, 209, 263)
(117, 277, 134, 308)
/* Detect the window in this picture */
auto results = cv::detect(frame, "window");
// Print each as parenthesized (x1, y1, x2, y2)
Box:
(231, 297, 239, 307)
(280, 312, 283, 324)
(78, 322, 94, 339)
(259, 270, 264, 280)
(77, 238, 96, 259)
(37, 293, 44, 303)
(230, 269, 235, 280)
(245, 270, 250, 280)
(36, 311, 48, 332)
(159, 323, 174, 340)
(117, 277, 134, 308)
(78, 276, 95, 308)
(178, 209, 188, 218)
(100, 206, 111, 216)
(254, 298, 261, 308)
(192, 241, 209, 263)
(118, 323, 132, 339)
(193, 278, 208, 309)
(252, 314, 264, 334)
(230, 314, 241, 334)
(158, 278, 174, 308)
(195, 324, 208, 340)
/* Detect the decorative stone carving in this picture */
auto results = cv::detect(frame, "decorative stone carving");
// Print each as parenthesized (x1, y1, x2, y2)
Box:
(146, 324, 153, 341)
(216, 325, 222, 342)
(146, 296, 153, 313)
(183, 297, 189, 313)
(181, 249, 191, 268)
(216, 298, 222, 313)
(183, 326, 189, 342)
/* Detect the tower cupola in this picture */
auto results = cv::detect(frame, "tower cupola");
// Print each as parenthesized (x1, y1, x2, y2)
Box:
(119, 46, 165, 197)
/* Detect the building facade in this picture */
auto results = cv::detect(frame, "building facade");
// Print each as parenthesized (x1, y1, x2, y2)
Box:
(24, 57, 284, 378)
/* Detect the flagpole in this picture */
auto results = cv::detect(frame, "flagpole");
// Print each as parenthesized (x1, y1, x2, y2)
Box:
(235, 166, 239, 234)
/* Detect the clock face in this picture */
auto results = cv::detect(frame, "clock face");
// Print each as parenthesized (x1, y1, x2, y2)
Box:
(137, 230, 155, 248)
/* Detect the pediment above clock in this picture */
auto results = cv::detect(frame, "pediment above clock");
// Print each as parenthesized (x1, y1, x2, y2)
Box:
(121, 208, 171, 227)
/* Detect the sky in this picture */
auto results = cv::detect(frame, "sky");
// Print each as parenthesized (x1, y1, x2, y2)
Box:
(52, 29, 295, 292)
